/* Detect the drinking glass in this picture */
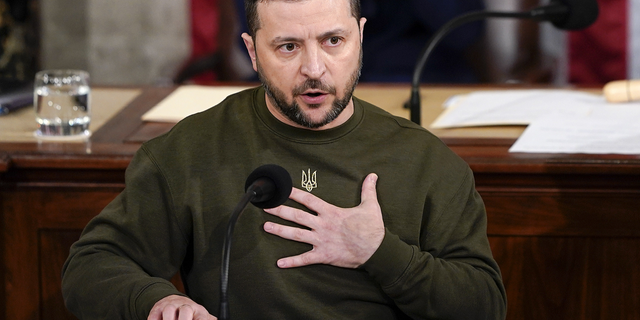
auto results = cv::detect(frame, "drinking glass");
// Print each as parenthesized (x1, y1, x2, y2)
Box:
(34, 69, 91, 138)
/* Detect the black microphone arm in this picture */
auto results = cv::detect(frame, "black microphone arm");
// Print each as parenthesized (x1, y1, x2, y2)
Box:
(219, 164, 292, 320)
(408, 0, 599, 125)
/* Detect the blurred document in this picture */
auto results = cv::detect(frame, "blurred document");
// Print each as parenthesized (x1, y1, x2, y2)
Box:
(432, 90, 598, 128)
(142, 85, 248, 122)
(510, 104, 640, 154)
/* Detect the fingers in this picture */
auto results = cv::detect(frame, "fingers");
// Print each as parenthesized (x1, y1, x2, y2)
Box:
(159, 304, 193, 320)
(288, 174, 379, 209)
(273, 173, 378, 215)
(148, 295, 216, 320)
(360, 173, 379, 205)
(287, 187, 330, 213)
(263, 219, 314, 268)
(261, 173, 383, 270)
(263, 220, 315, 243)
(177, 304, 194, 320)
(264, 203, 318, 227)
(276, 251, 320, 268)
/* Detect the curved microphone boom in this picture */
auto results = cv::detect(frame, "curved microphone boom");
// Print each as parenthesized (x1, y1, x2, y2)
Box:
(408, 0, 599, 125)
(219, 164, 292, 320)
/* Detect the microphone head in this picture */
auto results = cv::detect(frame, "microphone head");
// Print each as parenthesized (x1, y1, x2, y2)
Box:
(550, 0, 599, 30)
(244, 164, 292, 209)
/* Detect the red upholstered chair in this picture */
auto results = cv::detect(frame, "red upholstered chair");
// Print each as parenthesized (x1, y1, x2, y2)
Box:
(174, 0, 239, 84)
(568, 0, 629, 85)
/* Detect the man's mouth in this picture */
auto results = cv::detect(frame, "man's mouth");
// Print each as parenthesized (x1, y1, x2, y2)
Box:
(299, 90, 329, 105)
(302, 90, 327, 97)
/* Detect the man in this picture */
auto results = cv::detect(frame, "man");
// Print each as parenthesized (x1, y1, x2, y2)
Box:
(62, 0, 507, 319)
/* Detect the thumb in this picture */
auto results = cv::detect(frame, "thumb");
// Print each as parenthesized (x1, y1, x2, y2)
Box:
(360, 173, 379, 205)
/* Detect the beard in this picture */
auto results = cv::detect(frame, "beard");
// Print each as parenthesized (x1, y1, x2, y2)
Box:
(257, 49, 362, 129)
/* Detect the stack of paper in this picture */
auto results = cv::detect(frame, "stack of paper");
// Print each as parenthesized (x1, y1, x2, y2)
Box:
(142, 85, 248, 123)
(509, 104, 640, 154)
(431, 90, 597, 128)
(430, 89, 640, 155)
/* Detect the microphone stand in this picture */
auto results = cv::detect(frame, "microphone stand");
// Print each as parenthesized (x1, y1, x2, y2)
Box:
(407, 4, 568, 125)
(219, 184, 260, 320)
(217, 164, 291, 320)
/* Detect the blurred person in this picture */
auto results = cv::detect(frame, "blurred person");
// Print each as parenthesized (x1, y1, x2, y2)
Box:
(358, 0, 486, 83)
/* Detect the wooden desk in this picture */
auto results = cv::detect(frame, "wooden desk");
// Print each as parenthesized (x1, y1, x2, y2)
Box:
(1, 84, 639, 320)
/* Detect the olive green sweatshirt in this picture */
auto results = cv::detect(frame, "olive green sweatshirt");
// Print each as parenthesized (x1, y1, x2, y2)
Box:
(62, 86, 506, 319)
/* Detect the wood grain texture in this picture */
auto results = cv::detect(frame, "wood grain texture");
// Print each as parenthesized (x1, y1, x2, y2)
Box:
(490, 237, 640, 320)
(40, 230, 83, 320)
(1, 186, 123, 320)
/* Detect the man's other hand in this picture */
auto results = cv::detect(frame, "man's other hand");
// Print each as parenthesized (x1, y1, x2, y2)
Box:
(263, 173, 385, 269)
(148, 295, 217, 320)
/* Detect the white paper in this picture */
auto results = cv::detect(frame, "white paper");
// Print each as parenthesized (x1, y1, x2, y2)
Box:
(509, 104, 640, 154)
(141, 85, 249, 122)
(431, 90, 599, 128)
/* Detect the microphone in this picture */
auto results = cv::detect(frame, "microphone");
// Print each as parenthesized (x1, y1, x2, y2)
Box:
(407, 0, 600, 125)
(603, 80, 640, 103)
(219, 164, 292, 320)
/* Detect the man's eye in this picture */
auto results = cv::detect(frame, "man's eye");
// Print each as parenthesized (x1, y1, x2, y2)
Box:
(282, 43, 296, 52)
(328, 37, 341, 45)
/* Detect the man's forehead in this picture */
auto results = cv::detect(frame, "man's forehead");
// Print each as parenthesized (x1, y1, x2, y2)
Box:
(255, 0, 355, 36)
(256, 0, 352, 20)
(257, 0, 348, 8)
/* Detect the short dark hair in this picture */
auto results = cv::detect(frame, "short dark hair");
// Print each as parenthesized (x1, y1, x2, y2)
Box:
(244, 0, 361, 37)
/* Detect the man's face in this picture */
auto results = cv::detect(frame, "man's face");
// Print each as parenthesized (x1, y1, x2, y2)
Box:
(242, 0, 365, 129)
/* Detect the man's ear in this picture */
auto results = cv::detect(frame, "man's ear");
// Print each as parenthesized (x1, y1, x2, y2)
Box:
(241, 33, 258, 72)
(359, 17, 366, 43)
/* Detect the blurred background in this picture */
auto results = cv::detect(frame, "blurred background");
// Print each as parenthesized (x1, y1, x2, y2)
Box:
(1, 0, 637, 87)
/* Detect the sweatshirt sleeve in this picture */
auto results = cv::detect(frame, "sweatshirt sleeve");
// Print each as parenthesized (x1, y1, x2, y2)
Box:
(61, 145, 190, 320)
(361, 169, 507, 320)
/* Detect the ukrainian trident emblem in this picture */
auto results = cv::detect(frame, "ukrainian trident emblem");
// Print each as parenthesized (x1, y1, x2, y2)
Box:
(301, 169, 317, 192)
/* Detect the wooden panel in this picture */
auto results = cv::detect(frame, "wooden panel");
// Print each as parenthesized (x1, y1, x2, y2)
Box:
(3, 188, 41, 320)
(0, 182, 186, 320)
(0, 153, 8, 173)
(490, 236, 640, 320)
(482, 191, 640, 237)
(1, 185, 122, 320)
(0, 187, 5, 319)
(40, 230, 82, 320)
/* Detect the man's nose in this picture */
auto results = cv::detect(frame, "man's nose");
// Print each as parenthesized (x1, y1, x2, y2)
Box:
(300, 45, 326, 79)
